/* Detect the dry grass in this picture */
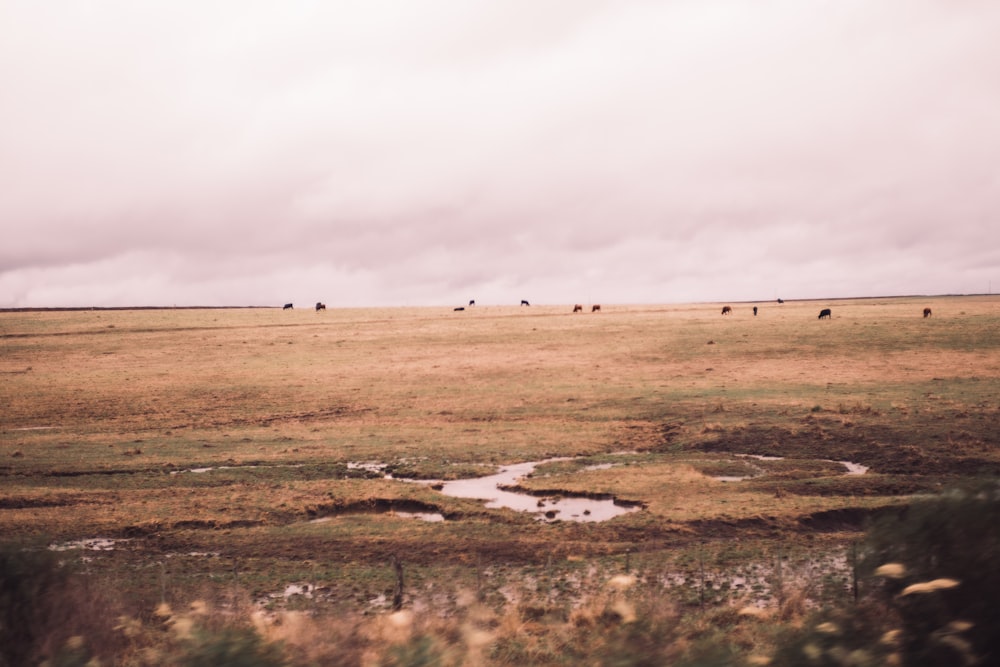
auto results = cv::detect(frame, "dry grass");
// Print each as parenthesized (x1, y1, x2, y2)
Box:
(2, 296, 999, 640)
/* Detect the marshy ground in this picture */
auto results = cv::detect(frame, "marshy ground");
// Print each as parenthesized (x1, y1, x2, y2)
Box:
(2, 296, 998, 622)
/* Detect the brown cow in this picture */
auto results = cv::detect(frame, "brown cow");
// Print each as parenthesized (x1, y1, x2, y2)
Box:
(573, 304, 583, 312)
(592, 304, 601, 312)
(923, 307, 932, 318)
(721, 306, 732, 315)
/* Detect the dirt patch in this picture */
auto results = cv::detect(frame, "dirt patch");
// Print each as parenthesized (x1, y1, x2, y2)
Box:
(0, 494, 103, 510)
(693, 422, 1000, 477)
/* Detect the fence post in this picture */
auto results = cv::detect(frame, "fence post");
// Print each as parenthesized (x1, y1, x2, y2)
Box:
(391, 554, 404, 611)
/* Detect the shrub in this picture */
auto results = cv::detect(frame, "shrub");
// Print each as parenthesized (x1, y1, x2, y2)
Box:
(860, 481, 1000, 665)
(180, 627, 287, 667)
(0, 543, 86, 667)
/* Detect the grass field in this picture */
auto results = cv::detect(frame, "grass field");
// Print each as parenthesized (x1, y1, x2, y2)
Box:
(2, 296, 999, 664)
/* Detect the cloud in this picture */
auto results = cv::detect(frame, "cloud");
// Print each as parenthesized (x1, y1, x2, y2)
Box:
(2, 1, 999, 306)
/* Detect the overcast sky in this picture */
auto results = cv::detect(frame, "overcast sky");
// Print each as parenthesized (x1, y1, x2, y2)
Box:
(2, 1, 998, 308)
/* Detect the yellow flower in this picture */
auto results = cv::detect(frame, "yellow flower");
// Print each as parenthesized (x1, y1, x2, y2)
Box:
(874, 563, 906, 579)
(815, 622, 839, 635)
(880, 629, 901, 645)
(169, 615, 195, 641)
(607, 574, 636, 590)
(114, 616, 142, 638)
(946, 620, 974, 633)
(802, 643, 822, 661)
(738, 606, 767, 618)
(900, 578, 960, 596)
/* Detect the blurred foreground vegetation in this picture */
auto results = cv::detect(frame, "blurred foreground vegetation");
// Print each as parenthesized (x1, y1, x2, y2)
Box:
(4, 481, 998, 667)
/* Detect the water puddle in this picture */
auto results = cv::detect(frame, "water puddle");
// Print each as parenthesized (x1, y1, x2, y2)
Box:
(347, 461, 390, 475)
(838, 461, 869, 475)
(712, 454, 869, 482)
(426, 460, 640, 523)
(49, 538, 127, 551)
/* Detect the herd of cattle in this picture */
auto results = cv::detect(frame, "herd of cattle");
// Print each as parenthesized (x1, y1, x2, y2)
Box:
(282, 300, 936, 319)
(283, 303, 326, 311)
(715, 301, 932, 319)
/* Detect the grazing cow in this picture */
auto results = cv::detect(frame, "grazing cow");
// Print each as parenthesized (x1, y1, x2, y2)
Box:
(315, 302, 326, 311)
(454, 307, 465, 311)
(777, 298, 784, 304)
(283, 303, 293, 310)
(721, 306, 732, 315)
(753, 306, 758, 316)
(573, 304, 583, 312)
(818, 308, 832, 319)
(592, 304, 601, 312)
(469, 300, 475, 307)
(923, 307, 932, 318)
(521, 300, 530, 306)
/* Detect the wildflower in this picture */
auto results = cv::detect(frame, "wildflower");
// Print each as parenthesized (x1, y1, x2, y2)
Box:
(874, 563, 906, 579)
(607, 574, 636, 590)
(114, 615, 142, 638)
(815, 622, 839, 635)
(738, 606, 767, 618)
(900, 578, 960, 596)
(938, 635, 975, 661)
(945, 620, 974, 633)
(169, 615, 195, 640)
(802, 643, 822, 661)
(880, 629, 902, 645)
(847, 649, 872, 664)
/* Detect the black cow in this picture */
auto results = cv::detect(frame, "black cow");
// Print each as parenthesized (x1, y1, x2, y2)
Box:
(923, 307, 932, 318)
(753, 306, 758, 316)
(818, 308, 831, 319)
(777, 298, 784, 304)
(521, 300, 530, 306)
(721, 305, 732, 315)
(283, 303, 293, 310)
(315, 302, 326, 311)
(469, 300, 475, 307)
